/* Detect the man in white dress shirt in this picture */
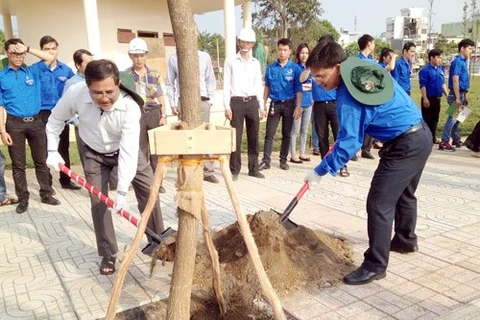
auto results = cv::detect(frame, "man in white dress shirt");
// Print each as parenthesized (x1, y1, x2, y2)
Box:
(223, 28, 265, 181)
(165, 50, 219, 183)
(46, 60, 164, 275)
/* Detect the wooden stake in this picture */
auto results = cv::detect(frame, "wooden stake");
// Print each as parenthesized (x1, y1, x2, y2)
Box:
(218, 156, 286, 320)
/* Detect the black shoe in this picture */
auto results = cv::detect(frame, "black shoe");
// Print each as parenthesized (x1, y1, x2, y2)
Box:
(361, 151, 375, 159)
(41, 195, 61, 206)
(16, 200, 29, 214)
(390, 243, 419, 254)
(60, 180, 82, 190)
(259, 161, 270, 171)
(248, 172, 265, 179)
(453, 140, 463, 148)
(290, 158, 303, 164)
(343, 266, 386, 285)
(350, 155, 358, 161)
(279, 162, 289, 170)
(232, 174, 238, 181)
(313, 149, 320, 156)
(204, 175, 219, 184)
(159, 186, 166, 193)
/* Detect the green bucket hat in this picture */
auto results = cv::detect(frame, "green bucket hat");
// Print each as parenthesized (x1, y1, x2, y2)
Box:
(340, 57, 394, 106)
(119, 71, 144, 107)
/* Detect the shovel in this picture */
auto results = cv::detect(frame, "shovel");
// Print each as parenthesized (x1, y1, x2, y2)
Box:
(58, 163, 174, 254)
(274, 182, 309, 230)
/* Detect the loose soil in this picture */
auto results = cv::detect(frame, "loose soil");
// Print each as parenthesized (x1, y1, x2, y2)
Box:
(113, 210, 354, 320)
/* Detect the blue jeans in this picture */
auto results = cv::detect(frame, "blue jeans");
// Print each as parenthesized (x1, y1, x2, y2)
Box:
(0, 150, 6, 202)
(311, 111, 319, 149)
(441, 91, 466, 143)
(290, 106, 312, 157)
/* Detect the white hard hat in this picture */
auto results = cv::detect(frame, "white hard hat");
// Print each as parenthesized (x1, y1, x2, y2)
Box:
(238, 28, 256, 42)
(128, 38, 148, 54)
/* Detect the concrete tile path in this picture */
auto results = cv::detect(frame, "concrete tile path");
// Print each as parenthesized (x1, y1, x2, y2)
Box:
(0, 144, 479, 319)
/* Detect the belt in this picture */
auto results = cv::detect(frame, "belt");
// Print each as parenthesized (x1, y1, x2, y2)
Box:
(427, 95, 442, 100)
(7, 114, 41, 123)
(142, 105, 160, 113)
(403, 122, 424, 135)
(85, 144, 119, 157)
(316, 100, 336, 104)
(272, 98, 294, 104)
(201, 96, 210, 102)
(231, 96, 256, 103)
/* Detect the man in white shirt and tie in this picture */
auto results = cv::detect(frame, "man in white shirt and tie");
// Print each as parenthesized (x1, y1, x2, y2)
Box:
(223, 28, 265, 181)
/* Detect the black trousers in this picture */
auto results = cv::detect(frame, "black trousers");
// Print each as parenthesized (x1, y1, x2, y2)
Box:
(39, 110, 71, 184)
(6, 115, 53, 201)
(312, 101, 338, 158)
(83, 146, 165, 257)
(229, 98, 260, 175)
(139, 107, 162, 173)
(362, 135, 374, 153)
(362, 121, 432, 273)
(421, 96, 441, 142)
(262, 100, 295, 163)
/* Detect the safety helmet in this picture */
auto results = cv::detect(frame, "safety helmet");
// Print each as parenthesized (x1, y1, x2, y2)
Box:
(238, 28, 256, 42)
(128, 38, 149, 54)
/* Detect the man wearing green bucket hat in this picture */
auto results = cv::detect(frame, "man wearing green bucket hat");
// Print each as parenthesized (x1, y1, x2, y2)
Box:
(303, 38, 432, 285)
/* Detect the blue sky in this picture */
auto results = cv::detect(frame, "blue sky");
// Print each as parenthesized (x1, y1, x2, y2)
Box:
(195, 0, 465, 37)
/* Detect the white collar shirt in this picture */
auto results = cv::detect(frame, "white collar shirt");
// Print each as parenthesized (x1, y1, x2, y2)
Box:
(223, 52, 264, 110)
(46, 82, 141, 193)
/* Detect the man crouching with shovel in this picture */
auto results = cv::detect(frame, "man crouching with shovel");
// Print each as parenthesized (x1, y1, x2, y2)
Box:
(45, 60, 165, 275)
(304, 37, 431, 285)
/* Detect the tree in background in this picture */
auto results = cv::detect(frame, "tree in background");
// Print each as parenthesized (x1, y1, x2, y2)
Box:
(344, 38, 390, 59)
(290, 19, 339, 49)
(0, 30, 5, 54)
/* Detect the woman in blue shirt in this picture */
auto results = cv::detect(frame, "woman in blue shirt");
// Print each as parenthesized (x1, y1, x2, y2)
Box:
(290, 43, 313, 163)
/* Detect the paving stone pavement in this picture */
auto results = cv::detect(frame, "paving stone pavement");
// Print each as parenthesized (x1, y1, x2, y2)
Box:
(0, 145, 479, 320)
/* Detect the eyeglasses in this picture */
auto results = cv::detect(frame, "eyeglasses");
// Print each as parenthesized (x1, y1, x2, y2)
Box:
(89, 89, 118, 100)
(312, 67, 336, 83)
(7, 52, 26, 58)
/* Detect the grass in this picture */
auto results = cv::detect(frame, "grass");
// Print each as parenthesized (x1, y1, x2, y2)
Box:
(1, 77, 479, 168)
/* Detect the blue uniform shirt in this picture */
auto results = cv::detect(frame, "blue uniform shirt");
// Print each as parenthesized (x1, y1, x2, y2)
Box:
(314, 80, 422, 177)
(298, 63, 313, 107)
(0, 62, 48, 117)
(356, 52, 375, 61)
(418, 63, 445, 97)
(391, 57, 412, 94)
(312, 81, 336, 102)
(264, 59, 302, 102)
(378, 62, 386, 69)
(448, 55, 469, 91)
(34, 60, 74, 110)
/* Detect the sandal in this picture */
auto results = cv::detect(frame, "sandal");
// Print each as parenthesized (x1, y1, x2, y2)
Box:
(1, 198, 19, 206)
(99, 256, 116, 275)
(339, 166, 350, 177)
(299, 155, 311, 162)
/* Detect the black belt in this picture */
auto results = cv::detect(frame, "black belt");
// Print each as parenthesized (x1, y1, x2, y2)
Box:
(231, 96, 256, 103)
(7, 114, 41, 123)
(272, 98, 294, 105)
(201, 96, 210, 101)
(403, 122, 424, 135)
(316, 100, 336, 104)
(427, 95, 442, 100)
(85, 144, 119, 158)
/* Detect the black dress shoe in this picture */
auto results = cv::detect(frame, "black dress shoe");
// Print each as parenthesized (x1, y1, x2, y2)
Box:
(343, 266, 386, 285)
(390, 242, 419, 254)
(159, 186, 166, 193)
(61, 180, 82, 190)
(41, 195, 61, 206)
(16, 200, 29, 214)
(259, 161, 270, 171)
(361, 151, 375, 159)
(279, 162, 289, 170)
(204, 175, 219, 183)
(248, 172, 265, 179)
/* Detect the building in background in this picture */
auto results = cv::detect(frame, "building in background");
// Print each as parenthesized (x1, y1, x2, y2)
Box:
(338, 28, 363, 47)
(386, 7, 429, 53)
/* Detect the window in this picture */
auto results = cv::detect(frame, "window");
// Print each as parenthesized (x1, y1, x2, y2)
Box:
(163, 33, 176, 46)
(117, 28, 135, 43)
(137, 30, 158, 38)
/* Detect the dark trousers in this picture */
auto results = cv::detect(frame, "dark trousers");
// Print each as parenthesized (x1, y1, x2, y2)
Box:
(312, 101, 338, 158)
(139, 107, 161, 173)
(362, 121, 432, 273)
(6, 115, 53, 201)
(262, 100, 295, 163)
(362, 135, 374, 153)
(39, 110, 71, 184)
(83, 146, 165, 257)
(229, 98, 260, 175)
(421, 96, 441, 142)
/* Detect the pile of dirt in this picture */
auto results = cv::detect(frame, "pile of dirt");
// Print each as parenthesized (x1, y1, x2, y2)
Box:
(114, 210, 354, 320)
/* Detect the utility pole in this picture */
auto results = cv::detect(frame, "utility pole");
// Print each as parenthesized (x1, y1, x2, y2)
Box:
(427, 0, 435, 50)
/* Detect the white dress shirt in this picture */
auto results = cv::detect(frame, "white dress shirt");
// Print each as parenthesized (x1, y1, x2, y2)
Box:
(46, 82, 141, 193)
(223, 52, 264, 110)
(165, 51, 216, 108)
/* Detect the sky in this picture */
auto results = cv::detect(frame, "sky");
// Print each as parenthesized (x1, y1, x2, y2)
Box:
(195, 0, 465, 37)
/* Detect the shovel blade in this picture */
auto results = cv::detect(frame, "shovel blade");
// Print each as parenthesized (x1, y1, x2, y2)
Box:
(141, 227, 176, 256)
(273, 209, 298, 230)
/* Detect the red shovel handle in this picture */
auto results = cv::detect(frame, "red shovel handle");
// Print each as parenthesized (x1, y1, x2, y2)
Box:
(296, 181, 310, 200)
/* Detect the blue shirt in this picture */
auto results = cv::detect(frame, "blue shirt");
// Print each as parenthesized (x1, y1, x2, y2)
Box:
(0, 62, 48, 117)
(356, 52, 375, 61)
(314, 80, 422, 177)
(264, 59, 302, 101)
(391, 57, 412, 94)
(312, 81, 336, 102)
(378, 62, 387, 69)
(448, 55, 469, 91)
(34, 60, 74, 110)
(298, 63, 313, 107)
(418, 63, 445, 97)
